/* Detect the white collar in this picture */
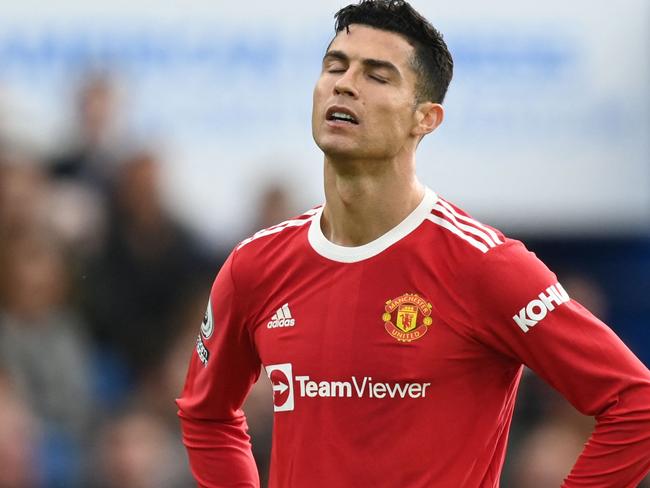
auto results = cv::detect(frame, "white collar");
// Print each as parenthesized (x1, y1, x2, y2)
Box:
(307, 187, 437, 263)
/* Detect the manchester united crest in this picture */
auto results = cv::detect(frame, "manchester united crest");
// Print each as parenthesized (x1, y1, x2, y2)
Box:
(381, 293, 433, 343)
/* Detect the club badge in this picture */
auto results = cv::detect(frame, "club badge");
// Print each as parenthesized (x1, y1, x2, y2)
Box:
(381, 293, 433, 343)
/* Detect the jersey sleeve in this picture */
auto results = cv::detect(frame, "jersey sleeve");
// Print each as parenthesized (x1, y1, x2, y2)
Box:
(464, 240, 650, 487)
(176, 251, 261, 488)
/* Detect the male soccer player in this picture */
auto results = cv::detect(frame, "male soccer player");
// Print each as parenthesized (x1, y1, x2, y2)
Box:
(177, 1, 650, 486)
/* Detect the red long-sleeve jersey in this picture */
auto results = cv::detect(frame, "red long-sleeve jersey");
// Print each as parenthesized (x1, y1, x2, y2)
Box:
(177, 188, 650, 487)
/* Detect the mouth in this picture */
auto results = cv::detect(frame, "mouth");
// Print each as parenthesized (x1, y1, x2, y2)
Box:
(326, 106, 359, 125)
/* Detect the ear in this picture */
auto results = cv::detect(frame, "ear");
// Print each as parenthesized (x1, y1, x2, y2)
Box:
(411, 102, 444, 138)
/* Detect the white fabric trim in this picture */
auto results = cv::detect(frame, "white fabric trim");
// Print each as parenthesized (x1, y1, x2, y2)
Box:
(307, 188, 438, 263)
(425, 215, 489, 253)
(237, 217, 312, 250)
(432, 203, 496, 248)
(437, 199, 503, 245)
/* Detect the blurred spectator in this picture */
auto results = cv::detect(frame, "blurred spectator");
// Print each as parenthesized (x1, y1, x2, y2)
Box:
(243, 372, 273, 487)
(0, 371, 41, 488)
(0, 151, 106, 258)
(0, 230, 93, 437)
(252, 182, 296, 232)
(46, 179, 108, 257)
(0, 154, 49, 240)
(144, 291, 273, 485)
(93, 408, 191, 488)
(138, 289, 208, 425)
(0, 230, 94, 485)
(557, 272, 649, 365)
(43, 73, 128, 259)
(48, 74, 126, 193)
(509, 376, 594, 487)
(561, 272, 608, 321)
(511, 422, 587, 486)
(511, 382, 649, 486)
(81, 150, 215, 384)
(142, 264, 274, 485)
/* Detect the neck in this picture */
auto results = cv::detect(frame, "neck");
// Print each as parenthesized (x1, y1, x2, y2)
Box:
(321, 154, 424, 246)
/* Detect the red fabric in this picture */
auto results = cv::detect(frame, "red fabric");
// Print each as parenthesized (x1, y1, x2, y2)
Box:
(177, 198, 650, 487)
(179, 413, 259, 488)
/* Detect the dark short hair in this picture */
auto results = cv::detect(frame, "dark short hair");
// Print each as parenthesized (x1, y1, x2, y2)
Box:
(334, 0, 453, 104)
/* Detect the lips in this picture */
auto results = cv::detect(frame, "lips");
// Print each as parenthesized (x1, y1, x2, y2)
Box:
(326, 105, 359, 125)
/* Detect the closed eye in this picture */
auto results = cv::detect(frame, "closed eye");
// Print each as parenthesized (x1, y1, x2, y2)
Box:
(369, 75, 388, 83)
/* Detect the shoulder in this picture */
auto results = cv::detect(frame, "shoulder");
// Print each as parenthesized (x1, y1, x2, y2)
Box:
(235, 206, 319, 255)
(422, 195, 506, 263)
(432, 198, 558, 313)
(423, 195, 551, 282)
(426, 196, 564, 333)
(427, 196, 506, 257)
(228, 206, 319, 279)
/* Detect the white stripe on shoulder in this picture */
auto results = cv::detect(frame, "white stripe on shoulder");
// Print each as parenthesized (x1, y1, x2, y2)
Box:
(432, 203, 496, 248)
(236, 213, 315, 250)
(426, 214, 489, 253)
(437, 199, 503, 245)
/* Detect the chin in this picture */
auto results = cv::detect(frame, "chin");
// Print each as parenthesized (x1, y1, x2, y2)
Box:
(319, 143, 361, 161)
(315, 134, 358, 159)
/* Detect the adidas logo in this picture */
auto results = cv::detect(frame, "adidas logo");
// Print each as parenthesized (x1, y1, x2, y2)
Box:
(267, 303, 296, 329)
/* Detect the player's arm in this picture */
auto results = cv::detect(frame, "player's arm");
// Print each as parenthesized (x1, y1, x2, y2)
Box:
(466, 240, 650, 487)
(176, 251, 261, 488)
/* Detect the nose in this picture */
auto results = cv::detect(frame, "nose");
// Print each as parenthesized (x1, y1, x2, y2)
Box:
(333, 69, 359, 98)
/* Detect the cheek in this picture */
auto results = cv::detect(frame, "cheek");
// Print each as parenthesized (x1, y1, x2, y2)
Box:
(312, 78, 329, 110)
(311, 83, 324, 129)
(375, 103, 413, 138)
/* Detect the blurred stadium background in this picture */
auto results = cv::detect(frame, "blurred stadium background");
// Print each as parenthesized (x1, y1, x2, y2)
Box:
(0, 0, 647, 486)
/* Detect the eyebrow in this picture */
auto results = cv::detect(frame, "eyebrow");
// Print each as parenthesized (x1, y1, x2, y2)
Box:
(323, 50, 402, 78)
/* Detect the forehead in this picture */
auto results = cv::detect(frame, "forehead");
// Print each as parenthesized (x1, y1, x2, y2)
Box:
(327, 24, 415, 70)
